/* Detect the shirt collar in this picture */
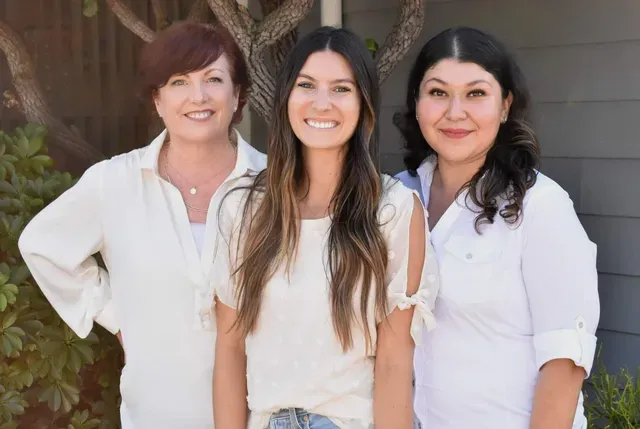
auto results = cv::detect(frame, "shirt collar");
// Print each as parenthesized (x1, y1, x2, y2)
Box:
(139, 128, 266, 177)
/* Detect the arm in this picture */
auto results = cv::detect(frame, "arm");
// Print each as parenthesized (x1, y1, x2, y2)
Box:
(530, 359, 586, 429)
(522, 187, 600, 429)
(374, 194, 425, 429)
(213, 299, 247, 429)
(18, 161, 118, 338)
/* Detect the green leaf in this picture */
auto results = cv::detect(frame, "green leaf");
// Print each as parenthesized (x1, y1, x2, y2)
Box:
(73, 343, 94, 363)
(0, 295, 6, 311)
(10, 264, 30, 284)
(3, 312, 17, 329)
(20, 320, 43, 335)
(31, 154, 53, 166)
(4, 331, 22, 351)
(83, 0, 99, 17)
(27, 136, 44, 157)
(1, 336, 12, 356)
(15, 134, 29, 158)
(52, 385, 62, 411)
(0, 181, 16, 194)
(365, 38, 379, 57)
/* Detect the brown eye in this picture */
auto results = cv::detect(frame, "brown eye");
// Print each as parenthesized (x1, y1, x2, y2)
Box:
(429, 89, 447, 97)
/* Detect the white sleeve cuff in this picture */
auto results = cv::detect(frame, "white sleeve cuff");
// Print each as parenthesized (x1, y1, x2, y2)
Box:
(94, 299, 119, 335)
(533, 319, 597, 377)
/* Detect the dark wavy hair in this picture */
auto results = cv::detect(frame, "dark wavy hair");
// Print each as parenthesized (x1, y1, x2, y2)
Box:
(393, 27, 540, 231)
(229, 27, 387, 352)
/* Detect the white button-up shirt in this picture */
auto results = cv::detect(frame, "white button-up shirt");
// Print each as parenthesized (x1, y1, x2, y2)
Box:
(19, 129, 266, 429)
(396, 157, 600, 429)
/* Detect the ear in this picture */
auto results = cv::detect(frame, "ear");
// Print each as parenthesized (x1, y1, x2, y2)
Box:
(502, 91, 514, 119)
(153, 91, 163, 118)
(233, 85, 240, 112)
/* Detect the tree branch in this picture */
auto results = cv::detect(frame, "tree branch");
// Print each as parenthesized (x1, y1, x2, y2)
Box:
(187, 0, 211, 22)
(259, 0, 298, 71)
(207, 0, 254, 56)
(254, 0, 313, 53)
(105, 0, 156, 43)
(0, 20, 103, 163)
(150, 0, 170, 30)
(375, 0, 425, 84)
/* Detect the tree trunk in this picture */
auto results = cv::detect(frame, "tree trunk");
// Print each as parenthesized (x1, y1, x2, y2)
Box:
(259, 0, 298, 72)
(0, 20, 103, 165)
(105, 0, 156, 42)
(375, 0, 426, 84)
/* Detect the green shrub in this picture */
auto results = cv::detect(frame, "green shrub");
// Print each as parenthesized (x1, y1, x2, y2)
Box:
(586, 357, 640, 429)
(0, 124, 122, 429)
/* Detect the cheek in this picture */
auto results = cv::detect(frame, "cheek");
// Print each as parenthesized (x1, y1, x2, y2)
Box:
(340, 98, 361, 128)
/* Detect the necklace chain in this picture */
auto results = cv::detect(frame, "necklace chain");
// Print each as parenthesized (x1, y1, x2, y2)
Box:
(165, 142, 237, 196)
(162, 144, 236, 213)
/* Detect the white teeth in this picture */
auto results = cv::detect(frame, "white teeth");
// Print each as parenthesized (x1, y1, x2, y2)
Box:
(305, 119, 338, 129)
(186, 111, 213, 119)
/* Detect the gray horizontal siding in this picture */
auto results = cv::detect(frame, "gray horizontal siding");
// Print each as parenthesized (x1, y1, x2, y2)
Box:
(345, 0, 640, 49)
(534, 101, 640, 159)
(595, 330, 640, 371)
(599, 274, 640, 335)
(579, 215, 640, 277)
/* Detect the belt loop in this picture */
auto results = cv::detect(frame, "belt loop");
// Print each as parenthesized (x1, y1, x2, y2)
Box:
(288, 408, 302, 429)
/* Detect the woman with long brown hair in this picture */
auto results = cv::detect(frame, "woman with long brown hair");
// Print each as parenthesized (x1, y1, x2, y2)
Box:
(211, 27, 439, 429)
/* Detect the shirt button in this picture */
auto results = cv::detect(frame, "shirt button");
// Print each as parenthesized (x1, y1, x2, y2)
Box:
(465, 253, 473, 260)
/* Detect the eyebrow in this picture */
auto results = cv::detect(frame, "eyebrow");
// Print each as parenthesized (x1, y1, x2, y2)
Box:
(176, 68, 224, 78)
(425, 77, 491, 86)
(298, 73, 356, 85)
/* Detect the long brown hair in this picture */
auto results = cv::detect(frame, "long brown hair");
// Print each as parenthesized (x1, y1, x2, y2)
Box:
(228, 27, 386, 352)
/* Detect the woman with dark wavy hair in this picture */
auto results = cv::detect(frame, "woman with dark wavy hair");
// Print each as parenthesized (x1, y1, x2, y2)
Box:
(211, 27, 438, 429)
(395, 27, 600, 429)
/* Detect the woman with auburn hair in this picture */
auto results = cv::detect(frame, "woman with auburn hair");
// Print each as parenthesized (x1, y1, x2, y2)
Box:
(211, 26, 439, 429)
(19, 21, 265, 428)
(395, 27, 600, 429)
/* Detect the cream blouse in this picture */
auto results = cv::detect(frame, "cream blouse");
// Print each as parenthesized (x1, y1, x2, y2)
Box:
(211, 175, 440, 429)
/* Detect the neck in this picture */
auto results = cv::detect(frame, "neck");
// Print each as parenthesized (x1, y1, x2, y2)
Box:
(166, 132, 235, 169)
(434, 156, 485, 199)
(300, 147, 344, 213)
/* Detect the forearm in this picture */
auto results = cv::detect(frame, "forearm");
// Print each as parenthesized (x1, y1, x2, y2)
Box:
(530, 359, 585, 429)
(374, 353, 414, 429)
(213, 342, 248, 429)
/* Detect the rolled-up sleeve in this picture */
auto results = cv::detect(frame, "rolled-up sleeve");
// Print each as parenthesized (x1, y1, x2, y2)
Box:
(522, 186, 600, 377)
(18, 160, 118, 337)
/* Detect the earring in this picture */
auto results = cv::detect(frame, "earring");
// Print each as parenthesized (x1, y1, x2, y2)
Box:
(501, 114, 507, 123)
(233, 105, 238, 112)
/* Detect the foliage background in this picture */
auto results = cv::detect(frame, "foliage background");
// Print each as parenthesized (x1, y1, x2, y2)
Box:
(0, 125, 124, 429)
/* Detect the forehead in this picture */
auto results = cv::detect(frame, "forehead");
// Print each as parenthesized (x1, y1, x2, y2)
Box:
(299, 50, 355, 81)
(184, 54, 232, 76)
(423, 58, 497, 86)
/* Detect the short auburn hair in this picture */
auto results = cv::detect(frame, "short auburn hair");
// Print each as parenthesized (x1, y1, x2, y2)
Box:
(137, 21, 250, 126)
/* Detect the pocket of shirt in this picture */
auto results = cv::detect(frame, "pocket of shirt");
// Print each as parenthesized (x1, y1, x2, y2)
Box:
(439, 235, 505, 305)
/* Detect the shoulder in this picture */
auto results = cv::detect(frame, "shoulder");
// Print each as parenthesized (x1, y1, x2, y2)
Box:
(522, 171, 573, 212)
(379, 174, 422, 223)
(236, 131, 267, 173)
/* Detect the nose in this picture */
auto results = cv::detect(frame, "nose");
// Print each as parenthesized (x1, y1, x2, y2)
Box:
(445, 96, 466, 121)
(189, 82, 208, 104)
(311, 87, 331, 112)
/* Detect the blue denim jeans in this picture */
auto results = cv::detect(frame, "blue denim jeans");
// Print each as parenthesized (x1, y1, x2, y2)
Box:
(268, 408, 339, 429)
(267, 407, 423, 429)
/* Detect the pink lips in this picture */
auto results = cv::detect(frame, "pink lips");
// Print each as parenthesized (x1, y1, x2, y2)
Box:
(441, 128, 471, 139)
